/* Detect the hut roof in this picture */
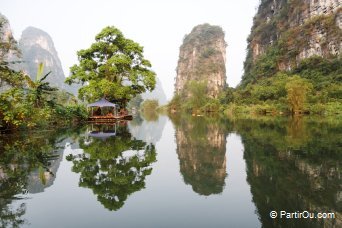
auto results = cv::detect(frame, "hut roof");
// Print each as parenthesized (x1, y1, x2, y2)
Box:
(87, 98, 118, 108)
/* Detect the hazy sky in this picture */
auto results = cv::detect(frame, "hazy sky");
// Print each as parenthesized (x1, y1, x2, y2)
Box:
(2, 0, 259, 99)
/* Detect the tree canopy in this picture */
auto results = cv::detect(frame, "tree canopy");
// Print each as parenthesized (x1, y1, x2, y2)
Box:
(65, 26, 156, 104)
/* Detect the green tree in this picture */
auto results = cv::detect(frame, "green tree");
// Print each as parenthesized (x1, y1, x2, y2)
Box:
(65, 26, 156, 105)
(141, 99, 159, 112)
(24, 63, 58, 108)
(140, 99, 159, 121)
(185, 80, 208, 113)
(285, 75, 313, 114)
(168, 93, 182, 112)
(219, 87, 234, 104)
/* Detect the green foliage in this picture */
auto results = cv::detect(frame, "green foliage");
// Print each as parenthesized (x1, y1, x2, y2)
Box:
(168, 80, 214, 114)
(203, 98, 220, 112)
(24, 64, 58, 108)
(0, 62, 25, 88)
(185, 80, 208, 112)
(219, 87, 234, 104)
(292, 56, 342, 90)
(285, 75, 313, 113)
(140, 99, 159, 122)
(65, 26, 156, 104)
(182, 24, 224, 46)
(141, 99, 159, 111)
(251, 72, 288, 101)
(201, 47, 217, 58)
(236, 54, 341, 116)
(0, 85, 87, 130)
(0, 55, 87, 130)
(168, 93, 182, 112)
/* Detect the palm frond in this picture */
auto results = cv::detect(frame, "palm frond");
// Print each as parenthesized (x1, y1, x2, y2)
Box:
(36, 62, 45, 81)
(39, 71, 52, 83)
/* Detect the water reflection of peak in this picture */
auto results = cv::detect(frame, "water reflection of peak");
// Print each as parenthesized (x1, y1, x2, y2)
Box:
(171, 115, 228, 196)
(0, 129, 76, 226)
(128, 114, 167, 145)
(235, 117, 342, 228)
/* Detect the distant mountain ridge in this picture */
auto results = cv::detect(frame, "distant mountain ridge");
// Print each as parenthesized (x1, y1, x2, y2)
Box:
(18, 26, 79, 94)
(19, 27, 65, 87)
(141, 77, 167, 105)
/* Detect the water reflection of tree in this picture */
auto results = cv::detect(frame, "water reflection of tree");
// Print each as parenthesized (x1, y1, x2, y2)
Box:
(67, 124, 156, 211)
(170, 114, 230, 195)
(0, 129, 76, 227)
(234, 117, 342, 228)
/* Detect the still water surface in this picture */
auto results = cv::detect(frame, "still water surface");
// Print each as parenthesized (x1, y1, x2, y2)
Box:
(0, 115, 340, 227)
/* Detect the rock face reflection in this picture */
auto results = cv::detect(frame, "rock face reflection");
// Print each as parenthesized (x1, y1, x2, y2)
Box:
(235, 117, 342, 228)
(67, 123, 156, 211)
(171, 116, 227, 195)
(0, 129, 72, 227)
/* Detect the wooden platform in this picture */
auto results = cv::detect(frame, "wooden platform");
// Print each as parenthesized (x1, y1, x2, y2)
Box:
(87, 115, 133, 122)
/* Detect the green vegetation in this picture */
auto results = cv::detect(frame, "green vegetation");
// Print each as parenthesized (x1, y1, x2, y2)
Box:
(140, 99, 159, 121)
(1, 25, 157, 131)
(169, 56, 341, 117)
(0, 17, 88, 131)
(231, 57, 341, 116)
(0, 61, 87, 131)
(285, 75, 313, 114)
(233, 1, 341, 117)
(170, 7, 341, 117)
(65, 26, 156, 105)
(168, 80, 220, 114)
(140, 99, 159, 112)
(182, 24, 224, 46)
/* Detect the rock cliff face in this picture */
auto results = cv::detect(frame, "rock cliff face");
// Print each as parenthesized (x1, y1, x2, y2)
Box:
(1, 17, 78, 94)
(0, 13, 19, 92)
(0, 13, 18, 61)
(19, 27, 66, 88)
(243, 0, 342, 84)
(175, 24, 227, 98)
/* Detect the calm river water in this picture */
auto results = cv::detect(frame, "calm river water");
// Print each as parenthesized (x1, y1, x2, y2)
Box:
(0, 114, 341, 227)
